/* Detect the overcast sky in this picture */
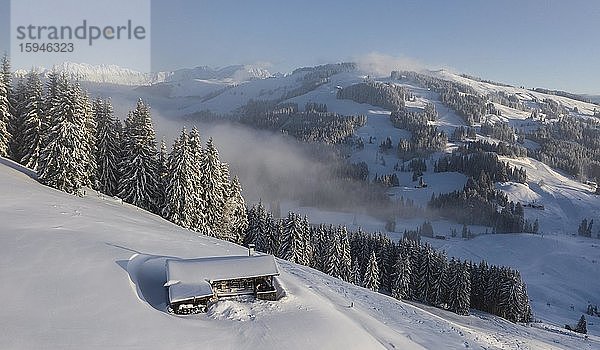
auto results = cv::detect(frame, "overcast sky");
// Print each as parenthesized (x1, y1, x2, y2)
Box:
(1, 0, 599, 94)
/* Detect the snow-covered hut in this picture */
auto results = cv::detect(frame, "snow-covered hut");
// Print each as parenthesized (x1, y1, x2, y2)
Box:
(164, 251, 280, 314)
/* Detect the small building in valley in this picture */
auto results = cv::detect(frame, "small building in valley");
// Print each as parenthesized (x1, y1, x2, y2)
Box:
(164, 251, 280, 314)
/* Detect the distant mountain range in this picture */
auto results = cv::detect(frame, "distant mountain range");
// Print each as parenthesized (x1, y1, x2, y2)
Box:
(14, 62, 274, 86)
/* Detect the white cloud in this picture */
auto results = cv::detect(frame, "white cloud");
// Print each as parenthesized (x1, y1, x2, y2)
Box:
(354, 52, 426, 77)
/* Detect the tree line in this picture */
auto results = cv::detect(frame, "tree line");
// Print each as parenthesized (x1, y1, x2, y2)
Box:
(238, 100, 366, 144)
(434, 149, 527, 183)
(245, 202, 532, 322)
(337, 81, 411, 111)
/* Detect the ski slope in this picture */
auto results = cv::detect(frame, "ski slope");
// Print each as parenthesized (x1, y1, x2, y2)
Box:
(1, 158, 598, 349)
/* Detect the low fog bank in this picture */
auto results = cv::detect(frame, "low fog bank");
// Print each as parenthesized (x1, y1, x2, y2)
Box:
(84, 82, 394, 219)
(151, 118, 391, 218)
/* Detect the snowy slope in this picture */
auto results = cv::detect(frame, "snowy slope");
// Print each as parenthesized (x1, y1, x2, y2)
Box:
(2, 158, 598, 349)
(426, 233, 600, 338)
(498, 157, 600, 234)
(433, 70, 599, 117)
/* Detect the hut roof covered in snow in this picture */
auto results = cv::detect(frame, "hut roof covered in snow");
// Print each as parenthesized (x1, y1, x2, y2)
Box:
(165, 255, 279, 303)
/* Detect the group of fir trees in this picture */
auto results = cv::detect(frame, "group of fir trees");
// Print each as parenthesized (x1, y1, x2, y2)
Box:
(161, 127, 248, 240)
(245, 203, 533, 323)
(458, 140, 527, 159)
(578, 218, 594, 237)
(239, 100, 366, 144)
(0, 59, 247, 242)
(390, 105, 447, 158)
(528, 115, 600, 181)
(337, 81, 411, 111)
(428, 172, 536, 233)
(434, 150, 527, 184)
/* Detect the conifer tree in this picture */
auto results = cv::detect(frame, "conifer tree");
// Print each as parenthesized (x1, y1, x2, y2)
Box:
(300, 216, 313, 266)
(1, 54, 10, 95)
(391, 254, 411, 300)
(38, 74, 90, 194)
(0, 55, 11, 157)
(200, 138, 224, 234)
(326, 227, 342, 278)
(429, 251, 448, 306)
(73, 81, 96, 188)
(219, 176, 248, 244)
(41, 70, 59, 151)
(19, 71, 44, 170)
(279, 212, 305, 264)
(8, 79, 26, 162)
(575, 315, 587, 334)
(94, 98, 121, 195)
(340, 227, 352, 282)
(163, 128, 195, 228)
(310, 224, 326, 271)
(269, 216, 283, 255)
(244, 202, 262, 248)
(187, 127, 206, 228)
(351, 261, 362, 286)
(363, 251, 380, 292)
(163, 128, 198, 228)
(446, 259, 471, 315)
(415, 245, 433, 302)
(118, 99, 160, 211)
(156, 138, 168, 211)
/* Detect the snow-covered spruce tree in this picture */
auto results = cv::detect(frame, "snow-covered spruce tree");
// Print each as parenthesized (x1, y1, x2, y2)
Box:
(391, 254, 411, 300)
(245, 201, 269, 250)
(575, 315, 587, 334)
(94, 98, 121, 196)
(38, 74, 91, 194)
(219, 176, 248, 244)
(363, 251, 380, 292)
(244, 203, 259, 247)
(163, 128, 198, 228)
(339, 227, 352, 282)
(278, 212, 305, 264)
(156, 138, 168, 210)
(351, 261, 362, 286)
(0, 57, 11, 157)
(311, 224, 328, 271)
(415, 244, 433, 302)
(300, 216, 313, 266)
(497, 268, 532, 322)
(325, 226, 342, 278)
(18, 71, 44, 170)
(118, 99, 160, 212)
(41, 70, 60, 152)
(187, 127, 206, 229)
(1, 54, 10, 96)
(72, 81, 96, 189)
(8, 79, 26, 162)
(375, 235, 392, 292)
(199, 138, 224, 235)
(268, 216, 283, 256)
(429, 250, 448, 306)
(446, 259, 471, 315)
(470, 260, 489, 311)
